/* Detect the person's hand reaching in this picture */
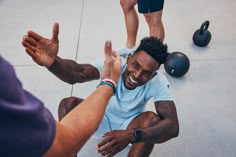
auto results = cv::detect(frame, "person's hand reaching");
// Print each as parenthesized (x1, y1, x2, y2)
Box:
(22, 23, 59, 67)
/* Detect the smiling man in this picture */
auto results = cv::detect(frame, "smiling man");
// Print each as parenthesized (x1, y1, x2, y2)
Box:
(22, 23, 179, 157)
(90, 37, 179, 157)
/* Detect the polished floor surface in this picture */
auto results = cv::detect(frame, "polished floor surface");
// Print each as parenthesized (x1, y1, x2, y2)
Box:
(1, 0, 236, 156)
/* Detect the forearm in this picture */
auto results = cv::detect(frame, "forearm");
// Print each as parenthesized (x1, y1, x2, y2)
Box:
(61, 85, 113, 131)
(141, 119, 179, 143)
(44, 85, 113, 157)
(59, 85, 113, 153)
(48, 56, 99, 84)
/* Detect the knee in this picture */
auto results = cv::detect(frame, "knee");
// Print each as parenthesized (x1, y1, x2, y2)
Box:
(59, 97, 78, 110)
(152, 18, 163, 27)
(120, 0, 136, 12)
(142, 111, 161, 127)
(144, 16, 151, 26)
(58, 97, 83, 120)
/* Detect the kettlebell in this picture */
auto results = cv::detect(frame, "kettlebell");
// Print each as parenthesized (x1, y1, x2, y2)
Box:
(164, 52, 190, 77)
(192, 20, 212, 47)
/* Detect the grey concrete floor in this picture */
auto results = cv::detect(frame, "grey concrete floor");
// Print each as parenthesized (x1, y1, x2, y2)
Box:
(1, 0, 236, 156)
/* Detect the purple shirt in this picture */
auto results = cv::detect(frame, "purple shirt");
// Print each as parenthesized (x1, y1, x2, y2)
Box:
(0, 56, 56, 157)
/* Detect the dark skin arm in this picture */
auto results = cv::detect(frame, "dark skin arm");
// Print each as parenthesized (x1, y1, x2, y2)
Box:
(97, 101, 179, 156)
(48, 56, 99, 84)
(22, 22, 100, 84)
(141, 100, 179, 143)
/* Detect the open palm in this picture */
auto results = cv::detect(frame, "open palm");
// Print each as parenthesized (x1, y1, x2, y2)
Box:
(22, 23, 59, 67)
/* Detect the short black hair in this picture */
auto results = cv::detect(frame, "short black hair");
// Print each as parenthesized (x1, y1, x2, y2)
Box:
(133, 36, 169, 65)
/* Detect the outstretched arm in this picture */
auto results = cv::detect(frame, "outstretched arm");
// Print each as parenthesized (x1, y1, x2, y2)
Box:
(47, 57, 100, 84)
(22, 23, 99, 84)
(43, 41, 122, 157)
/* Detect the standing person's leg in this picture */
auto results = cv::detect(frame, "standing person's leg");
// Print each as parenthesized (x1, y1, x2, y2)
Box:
(144, 10, 165, 41)
(138, 0, 165, 41)
(126, 111, 161, 157)
(120, 0, 139, 48)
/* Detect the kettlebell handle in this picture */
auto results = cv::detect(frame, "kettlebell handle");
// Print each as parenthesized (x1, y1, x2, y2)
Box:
(199, 20, 210, 35)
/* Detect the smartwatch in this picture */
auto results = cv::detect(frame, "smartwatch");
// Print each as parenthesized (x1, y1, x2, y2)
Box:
(133, 128, 143, 142)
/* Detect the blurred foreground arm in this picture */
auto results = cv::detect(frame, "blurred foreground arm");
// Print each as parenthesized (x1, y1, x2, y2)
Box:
(43, 41, 122, 157)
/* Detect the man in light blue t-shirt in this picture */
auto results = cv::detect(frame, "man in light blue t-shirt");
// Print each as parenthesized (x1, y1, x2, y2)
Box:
(90, 52, 173, 139)
(22, 23, 179, 157)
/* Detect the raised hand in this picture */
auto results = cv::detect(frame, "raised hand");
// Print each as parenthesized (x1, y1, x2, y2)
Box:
(22, 23, 59, 67)
(101, 40, 122, 84)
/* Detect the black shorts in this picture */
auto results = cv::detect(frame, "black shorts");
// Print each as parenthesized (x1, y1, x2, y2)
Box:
(137, 0, 164, 13)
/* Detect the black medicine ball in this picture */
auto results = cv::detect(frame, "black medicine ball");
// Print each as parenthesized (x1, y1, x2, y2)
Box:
(164, 52, 190, 77)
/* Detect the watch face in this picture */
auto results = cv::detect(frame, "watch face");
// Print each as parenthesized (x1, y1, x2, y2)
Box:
(134, 128, 142, 142)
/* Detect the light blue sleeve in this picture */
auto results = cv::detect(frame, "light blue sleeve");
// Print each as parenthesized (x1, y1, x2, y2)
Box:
(90, 56, 127, 79)
(150, 72, 173, 102)
(90, 47, 130, 71)
(90, 57, 104, 77)
(89, 48, 129, 72)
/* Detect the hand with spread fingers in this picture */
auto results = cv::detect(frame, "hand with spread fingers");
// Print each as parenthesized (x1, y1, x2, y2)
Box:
(22, 23, 59, 67)
(97, 130, 131, 157)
